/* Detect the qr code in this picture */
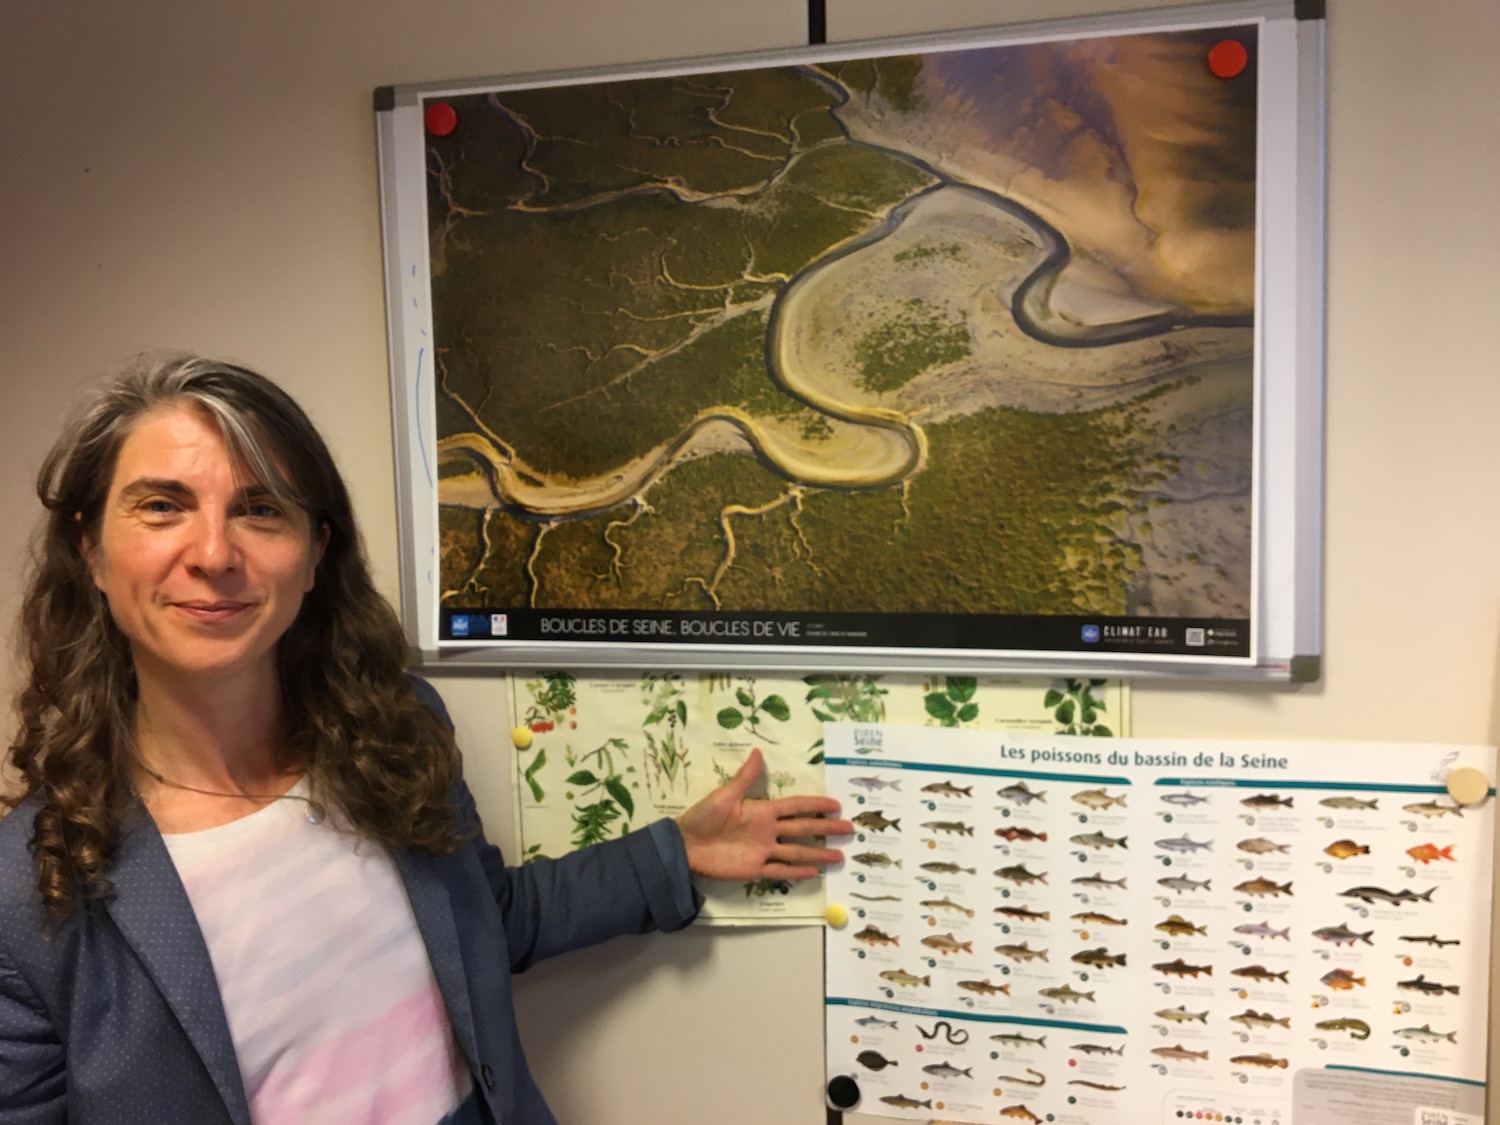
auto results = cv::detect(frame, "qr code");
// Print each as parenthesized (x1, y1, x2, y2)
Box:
(1185, 627, 1206, 647)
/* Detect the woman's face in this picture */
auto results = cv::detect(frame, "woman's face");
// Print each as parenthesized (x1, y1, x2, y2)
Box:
(87, 404, 324, 690)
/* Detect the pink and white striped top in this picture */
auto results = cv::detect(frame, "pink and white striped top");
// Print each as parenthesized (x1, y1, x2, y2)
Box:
(161, 781, 473, 1124)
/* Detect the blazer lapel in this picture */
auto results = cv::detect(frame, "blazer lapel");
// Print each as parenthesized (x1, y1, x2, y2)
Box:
(393, 850, 481, 1072)
(104, 810, 253, 1125)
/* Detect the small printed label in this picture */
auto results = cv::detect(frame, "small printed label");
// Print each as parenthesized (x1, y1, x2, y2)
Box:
(491, 613, 508, 636)
(1415, 1109, 1480, 1125)
(1185, 627, 1206, 646)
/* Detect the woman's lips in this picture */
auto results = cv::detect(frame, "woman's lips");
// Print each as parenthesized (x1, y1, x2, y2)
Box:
(173, 600, 252, 624)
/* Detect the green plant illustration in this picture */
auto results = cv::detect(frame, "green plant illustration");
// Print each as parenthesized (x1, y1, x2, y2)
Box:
(743, 876, 793, 898)
(642, 673, 691, 796)
(923, 676, 979, 727)
(770, 770, 795, 798)
(522, 671, 576, 733)
(803, 674, 888, 763)
(521, 842, 550, 865)
(561, 737, 636, 847)
(521, 746, 548, 802)
(715, 676, 791, 743)
(1047, 678, 1113, 736)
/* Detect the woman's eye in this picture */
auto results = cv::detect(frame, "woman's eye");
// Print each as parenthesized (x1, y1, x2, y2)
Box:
(246, 503, 284, 520)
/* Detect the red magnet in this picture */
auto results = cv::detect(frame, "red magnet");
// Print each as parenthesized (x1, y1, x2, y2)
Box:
(425, 100, 458, 137)
(1207, 39, 1248, 79)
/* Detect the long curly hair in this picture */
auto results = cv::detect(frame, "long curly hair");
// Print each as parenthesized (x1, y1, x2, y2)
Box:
(5, 353, 465, 920)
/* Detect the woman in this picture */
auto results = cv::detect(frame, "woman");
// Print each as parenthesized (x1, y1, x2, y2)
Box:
(0, 354, 850, 1124)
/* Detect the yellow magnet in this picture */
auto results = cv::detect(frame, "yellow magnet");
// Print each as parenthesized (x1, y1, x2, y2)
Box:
(511, 725, 534, 750)
(825, 903, 849, 929)
(1445, 766, 1490, 806)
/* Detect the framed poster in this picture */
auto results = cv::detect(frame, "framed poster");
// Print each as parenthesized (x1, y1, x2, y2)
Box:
(375, 0, 1324, 679)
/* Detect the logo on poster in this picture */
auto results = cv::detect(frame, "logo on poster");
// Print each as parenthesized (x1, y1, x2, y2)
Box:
(1185, 628, 1205, 646)
(451, 614, 471, 637)
(491, 613, 508, 636)
(1081, 625, 1100, 643)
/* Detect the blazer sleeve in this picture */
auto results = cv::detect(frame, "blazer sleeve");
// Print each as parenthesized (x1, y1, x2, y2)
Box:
(408, 674, 702, 973)
(0, 927, 66, 1125)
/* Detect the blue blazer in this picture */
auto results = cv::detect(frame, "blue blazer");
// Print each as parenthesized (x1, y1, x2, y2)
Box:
(0, 691, 698, 1124)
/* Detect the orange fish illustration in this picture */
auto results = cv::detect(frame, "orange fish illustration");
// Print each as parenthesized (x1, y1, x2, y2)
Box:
(1406, 843, 1455, 865)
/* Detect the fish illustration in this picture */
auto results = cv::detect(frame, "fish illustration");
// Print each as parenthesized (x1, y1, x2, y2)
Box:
(1153, 958, 1211, 978)
(1072, 873, 1127, 890)
(916, 1020, 968, 1044)
(921, 820, 974, 836)
(921, 781, 971, 798)
(920, 896, 974, 917)
(921, 1062, 973, 1078)
(1233, 921, 1290, 941)
(850, 893, 902, 902)
(854, 925, 899, 947)
(1398, 974, 1459, 996)
(1241, 793, 1293, 809)
(1315, 1017, 1371, 1040)
(1070, 831, 1127, 850)
(1229, 1009, 1290, 1030)
(1320, 968, 1365, 990)
(853, 810, 900, 833)
(921, 933, 973, 955)
(995, 941, 1049, 962)
(1072, 788, 1127, 810)
(855, 1014, 900, 1029)
(1230, 1053, 1288, 1069)
(1323, 839, 1370, 860)
(852, 852, 901, 868)
(958, 978, 1009, 996)
(1236, 837, 1290, 855)
(1158, 875, 1212, 894)
(856, 1049, 898, 1070)
(1403, 800, 1463, 819)
(1160, 791, 1209, 806)
(1233, 964, 1290, 984)
(850, 776, 902, 791)
(1151, 1044, 1209, 1062)
(879, 969, 930, 987)
(1313, 924, 1373, 947)
(995, 864, 1048, 885)
(920, 861, 975, 875)
(1320, 795, 1378, 811)
(1155, 835, 1211, 853)
(879, 1095, 932, 1110)
(1069, 1080, 1126, 1091)
(996, 906, 1050, 921)
(1155, 915, 1206, 938)
(996, 1068, 1046, 1086)
(1234, 877, 1293, 898)
(1155, 1006, 1208, 1023)
(990, 1032, 1047, 1048)
(1000, 1107, 1042, 1124)
(997, 782, 1046, 804)
(1394, 1024, 1457, 1043)
(1070, 911, 1127, 926)
(1072, 947, 1126, 969)
(995, 826, 1048, 842)
(1070, 1042, 1124, 1056)
(1406, 843, 1456, 865)
(1339, 885, 1435, 907)
(1039, 984, 1094, 1004)
(1399, 934, 1460, 948)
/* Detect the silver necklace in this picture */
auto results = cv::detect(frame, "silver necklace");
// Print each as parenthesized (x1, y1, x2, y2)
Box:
(136, 763, 326, 825)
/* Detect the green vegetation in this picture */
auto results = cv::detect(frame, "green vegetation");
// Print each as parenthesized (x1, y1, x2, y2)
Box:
(852, 299, 971, 393)
(894, 242, 964, 265)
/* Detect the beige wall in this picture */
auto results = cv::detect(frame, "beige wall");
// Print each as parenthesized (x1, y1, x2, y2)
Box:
(3, 1, 1498, 1121)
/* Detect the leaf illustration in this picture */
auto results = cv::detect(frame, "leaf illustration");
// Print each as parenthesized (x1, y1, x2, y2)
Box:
(811, 707, 836, 723)
(605, 776, 635, 819)
(676, 700, 688, 726)
(1054, 700, 1075, 725)
(736, 687, 755, 708)
(523, 747, 548, 802)
(761, 694, 791, 721)
(1043, 689, 1064, 708)
(946, 676, 977, 703)
(718, 708, 745, 729)
(925, 694, 957, 723)
(1092, 725, 1114, 737)
(566, 770, 598, 786)
(957, 702, 979, 723)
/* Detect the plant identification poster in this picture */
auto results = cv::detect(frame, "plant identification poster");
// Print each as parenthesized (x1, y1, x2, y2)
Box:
(822, 726, 1494, 1124)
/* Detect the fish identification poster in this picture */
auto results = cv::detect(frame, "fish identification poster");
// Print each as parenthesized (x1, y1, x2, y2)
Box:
(822, 726, 1494, 1125)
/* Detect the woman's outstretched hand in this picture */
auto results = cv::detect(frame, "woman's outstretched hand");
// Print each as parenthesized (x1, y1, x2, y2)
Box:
(675, 748, 852, 881)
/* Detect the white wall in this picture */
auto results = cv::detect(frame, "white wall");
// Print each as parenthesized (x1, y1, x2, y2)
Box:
(3, 1, 1499, 1121)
